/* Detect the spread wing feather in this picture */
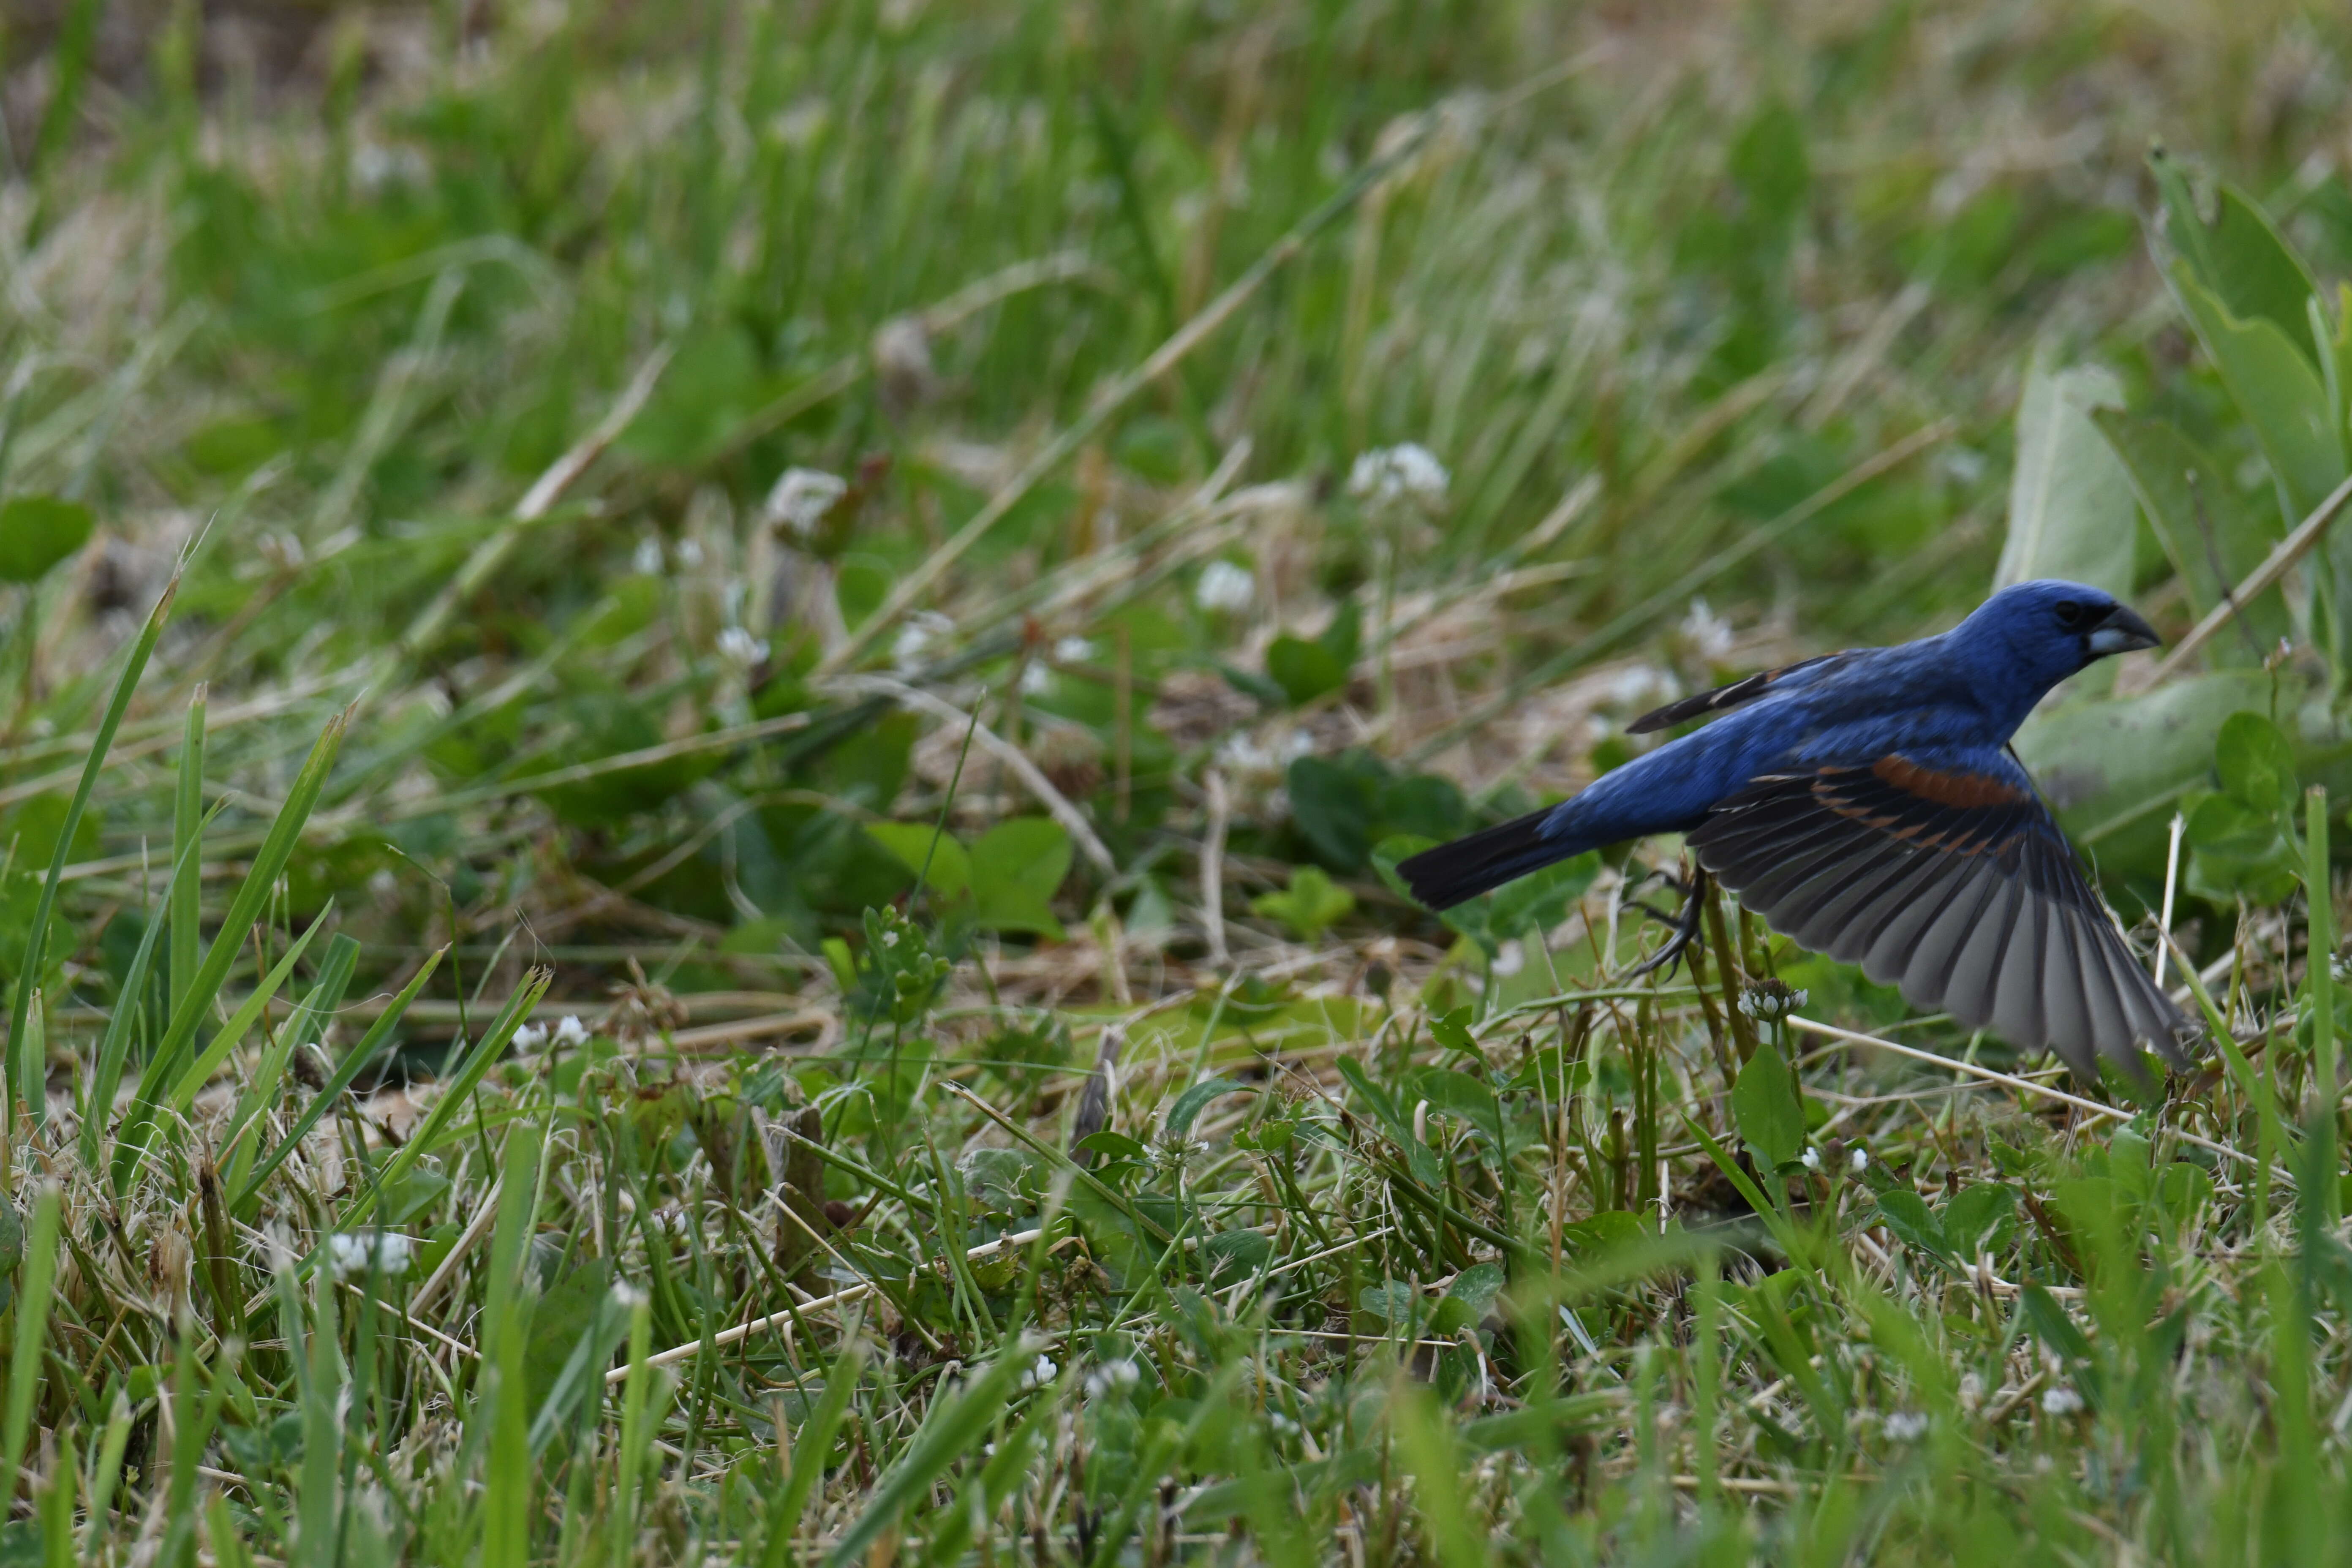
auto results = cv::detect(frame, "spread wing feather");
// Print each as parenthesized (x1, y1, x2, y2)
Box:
(1689, 757, 2199, 1079)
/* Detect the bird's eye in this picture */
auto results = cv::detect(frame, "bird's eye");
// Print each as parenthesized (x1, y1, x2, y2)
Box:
(2053, 599, 2086, 629)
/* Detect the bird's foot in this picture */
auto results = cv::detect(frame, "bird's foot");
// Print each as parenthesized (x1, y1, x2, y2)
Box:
(1623, 866, 1711, 982)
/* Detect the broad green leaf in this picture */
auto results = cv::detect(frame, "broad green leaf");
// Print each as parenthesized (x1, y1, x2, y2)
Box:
(2013, 670, 2270, 870)
(1561, 1209, 1645, 1255)
(2168, 266, 2343, 523)
(1875, 1188, 1952, 1263)
(0, 498, 93, 583)
(1996, 357, 2135, 600)
(1356, 1281, 1421, 1324)
(1250, 864, 1355, 939)
(1429, 1005, 1476, 1052)
(1291, 754, 1465, 874)
(1431, 1259, 1508, 1334)
(1264, 635, 1349, 705)
(1484, 851, 1599, 942)
(1941, 1183, 2017, 1260)
(969, 817, 1072, 936)
(1166, 1075, 1250, 1137)
(1731, 1043, 1803, 1171)
(2095, 410, 2288, 656)
(2157, 1162, 2215, 1221)
(2186, 792, 2299, 904)
(521, 1258, 615, 1414)
(2151, 153, 2322, 370)
(1446, 1260, 1507, 1317)
(864, 822, 972, 900)
(1318, 600, 1364, 667)
(1074, 1130, 1148, 1163)
(1415, 1067, 1496, 1123)
(1203, 1227, 1272, 1278)
(2185, 792, 2283, 858)
(2215, 709, 2299, 821)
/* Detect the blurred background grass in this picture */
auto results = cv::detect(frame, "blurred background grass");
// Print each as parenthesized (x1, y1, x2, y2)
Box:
(7, 2, 2352, 1564)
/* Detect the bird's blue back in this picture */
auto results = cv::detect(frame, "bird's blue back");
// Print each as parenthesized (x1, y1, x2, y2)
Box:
(1532, 588, 2079, 858)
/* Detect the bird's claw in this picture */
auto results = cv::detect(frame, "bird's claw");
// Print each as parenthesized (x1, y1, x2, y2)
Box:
(1622, 866, 1711, 982)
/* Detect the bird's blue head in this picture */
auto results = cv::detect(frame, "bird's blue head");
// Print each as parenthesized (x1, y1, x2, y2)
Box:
(1949, 579, 2161, 727)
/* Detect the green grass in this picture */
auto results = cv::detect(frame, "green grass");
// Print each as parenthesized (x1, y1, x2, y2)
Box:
(6, 2, 2352, 1563)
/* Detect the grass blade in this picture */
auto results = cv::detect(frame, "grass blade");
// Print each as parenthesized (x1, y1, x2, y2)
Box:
(0, 1182, 60, 1509)
(762, 1339, 866, 1568)
(168, 683, 206, 1017)
(80, 804, 223, 1171)
(166, 902, 332, 1110)
(339, 966, 549, 1228)
(825, 1336, 1039, 1568)
(218, 931, 359, 1199)
(112, 707, 351, 1190)
(6, 576, 176, 1122)
(609, 1286, 656, 1568)
(233, 946, 445, 1214)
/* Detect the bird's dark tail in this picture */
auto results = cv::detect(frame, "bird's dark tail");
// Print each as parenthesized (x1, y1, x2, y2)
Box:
(1396, 808, 1578, 910)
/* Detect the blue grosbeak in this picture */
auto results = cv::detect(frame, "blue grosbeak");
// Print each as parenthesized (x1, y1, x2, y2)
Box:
(1397, 580, 2200, 1078)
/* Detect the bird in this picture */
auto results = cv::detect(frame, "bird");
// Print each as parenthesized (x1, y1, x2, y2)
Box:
(1396, 580, 2202, 1080)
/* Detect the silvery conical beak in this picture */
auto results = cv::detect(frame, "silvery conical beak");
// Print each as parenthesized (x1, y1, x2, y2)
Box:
(2088, 603, 2161, 656)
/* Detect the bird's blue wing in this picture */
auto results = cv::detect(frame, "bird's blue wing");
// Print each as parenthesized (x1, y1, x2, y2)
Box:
(1689, 749, 2198, 1078)
(1626, 651, 1854, 735)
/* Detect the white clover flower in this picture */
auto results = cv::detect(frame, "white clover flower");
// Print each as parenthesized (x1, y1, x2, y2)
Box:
(327, 1231, 412, 1282)
(891, 611, 954, 672)
(717, 626, 771, 667)
(512, 1022, 550, 1052)
(1054, 637, 1095, 663)
(1737, 982, 1808, 1022)
(1019, 662, 1053, 696)
(632, 538, 666, 575)
(1492, 939, 1525, 978)
(1216, 729, 1310, 779)
(1195, 560, 1256, 614)
(1850, 1147, 1870, 1176)
(2041, 1387, 2085, 1417)
(1218, 734, 1274, 774)
(1678, 597, 1735, 660)
(1883, 1411, 1930, 1442)
(1019, 1354, 1058, 1391)
(765, 467, 849, 540)
(553, 1015, 590, 1049)
(1347, 443, 1450, 508)
(1084, 1361, 1140, 1398)
(675, 539, 705, 568)
(1799, 1147, 1821, 1171)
